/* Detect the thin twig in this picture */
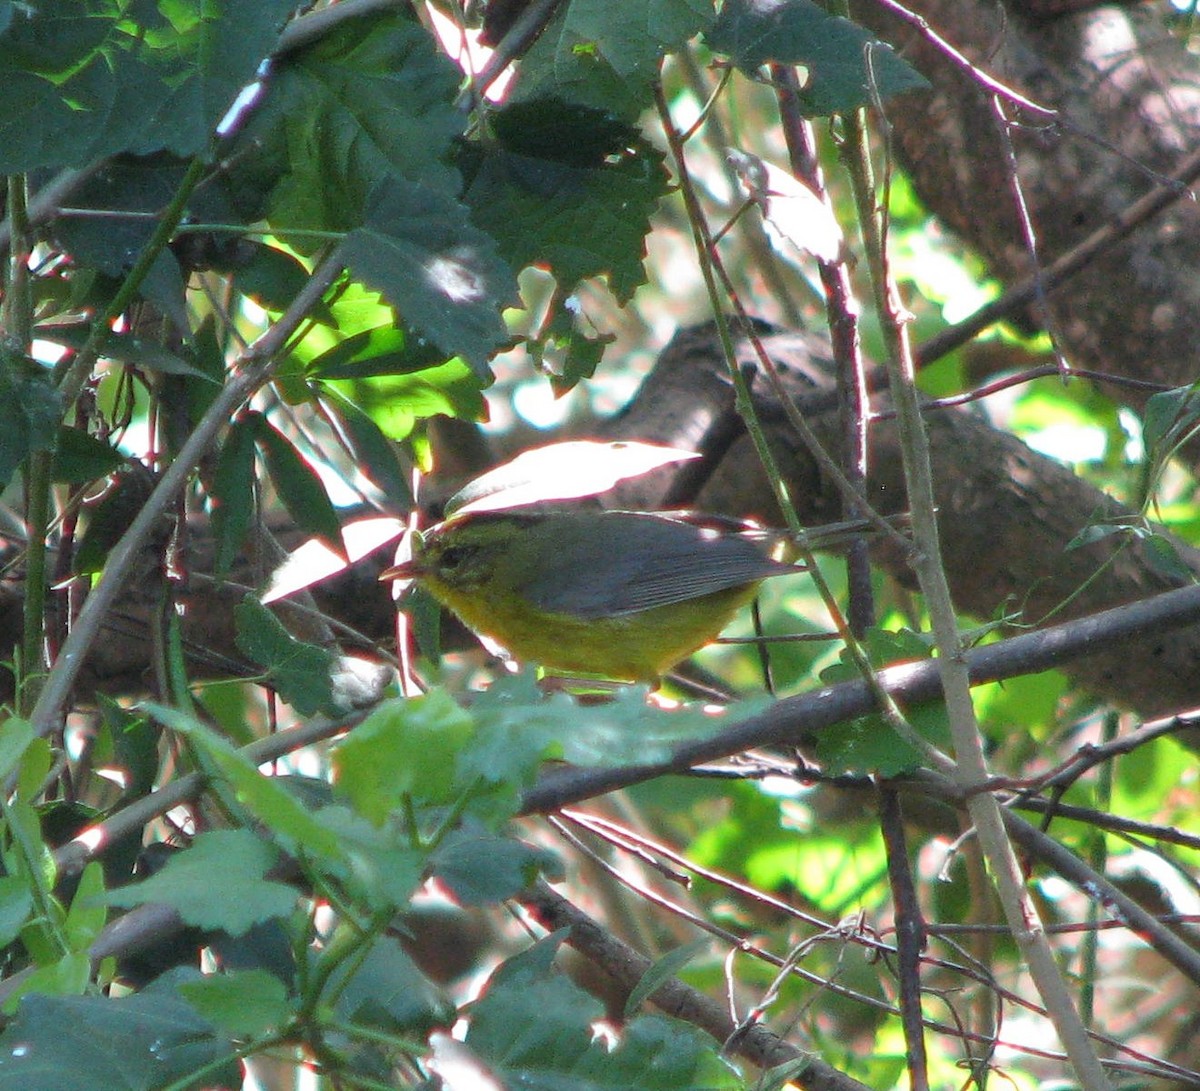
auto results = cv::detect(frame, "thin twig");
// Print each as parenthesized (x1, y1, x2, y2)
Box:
(29, 252, 345, 737)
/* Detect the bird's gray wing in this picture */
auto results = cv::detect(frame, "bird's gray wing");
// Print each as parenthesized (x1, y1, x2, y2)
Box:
(522, 513, 798, 619)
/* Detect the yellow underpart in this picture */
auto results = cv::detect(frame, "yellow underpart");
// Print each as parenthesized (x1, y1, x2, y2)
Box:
(423, 573, 762, 683)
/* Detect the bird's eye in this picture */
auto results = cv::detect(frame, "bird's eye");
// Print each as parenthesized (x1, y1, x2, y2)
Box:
(439, 546, 469, 569)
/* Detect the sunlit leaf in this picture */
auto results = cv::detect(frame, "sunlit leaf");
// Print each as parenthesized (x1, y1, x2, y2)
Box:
(262, 517, 405, 604)
(446, 441, 699, 516)
(727, 148, 843, 263)
(342, 178, 520, 377)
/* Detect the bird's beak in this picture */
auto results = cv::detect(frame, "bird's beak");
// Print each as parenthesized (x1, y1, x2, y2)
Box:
(379, 560, 420, 582)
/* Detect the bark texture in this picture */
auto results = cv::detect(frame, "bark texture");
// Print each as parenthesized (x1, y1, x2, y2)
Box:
(854, 0, 1200, 406)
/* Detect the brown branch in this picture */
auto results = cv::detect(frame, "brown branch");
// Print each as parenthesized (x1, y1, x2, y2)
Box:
(520, 580, 1200, 814)
(522, 882, 876, 1091)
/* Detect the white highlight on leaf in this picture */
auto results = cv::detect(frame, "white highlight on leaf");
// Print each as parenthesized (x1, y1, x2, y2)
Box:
(727, 148, 843, 263)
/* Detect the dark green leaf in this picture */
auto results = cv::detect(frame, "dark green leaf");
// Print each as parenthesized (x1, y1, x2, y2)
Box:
(52, 155, 260, 279)
(1143, 532, 1195, 582)
(430, 826, 561, 906)
(232, 12, 464, 234)
(0, 717, 34, 783)
(233, 243, 330, 317)
(332, 935, 455, 1036)
(558, 0, 713, 78)
(0, 878, 33, 949)
(74, 474, 153, 576)
(97, 696, 161, 804)
(50, 428, 125, 485)
(322, 390, 414, 506)
(211, 415, 259, 578)
(0, 0, 296, 171)
(466, 940, 742, 1090)
(512, 0, 712, 119)
(465, 142, 669, 301)
(623, 938, 710, 1019)
(312, 806, 423, 912)
(0, 974, 239, 1091)
(251, 413, 345, 556)
(1143, 383, 1200, 456)
(234, 597, 338, 716)
(818, 629, 945, 775)
(706, 0, 928, 115)
(467, 672, 757, 773)
(489, 99, 642, 168)
(1065, 522, 1129, 551)
(103, 829, 295, 937)
(342, 178, 520, 376)
(307, 325, 444, 379)
(185, 316, 229, 424)
(0, 352, 60, 491)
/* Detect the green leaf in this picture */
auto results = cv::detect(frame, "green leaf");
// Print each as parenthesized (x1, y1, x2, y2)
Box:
(468, 672, 759, 772)
(332, 692, 476, 821)
(145, 704, 344, 861)
(332, 359, 488, 440)
(706, 0, 928, 115)
(211, 415, 258, 578)
(0, 973, 239, 1089)
(232, 11, 464, 234)
(818, 628, 946, 775)
(0, 878, 33, 949)
(0, 717, 34, 783)
(74, 473, 152, 576)
(1142, 382, 1200, 455)
(534, 302, 616, 395)
(96, 696, 161, 804)
(489, 99, 644, 169)
(321, 389, 414, 507)
(512, 0, 711, 119)
(430, 826, 561, 906)
(0, 352, 60, 491)
(3, 952, 91, 1013)
(48, 327, 214, 379)
(63, 863, 107, 951)
(312, 807, 424, 912)
(551, 0, 713, 79)
(179, 969, 291, 1037)
(624, 938, 710, 1019)
(466, 941, 743, 1090)
(1142, 532, 1195, 582)
(446, 441, 698, 516)
(0, 0, 296, 171)
(330, 935, 455, 1037)
(50, 428, 125, 485)
(306, 325, 444, 379)
(233, 243, 328, 316)
(234, 597, 338, 716)
(464, 140, 670, 302)
(102, 829, 295, 937)
(251, 412, 345, 556)
(342, 178, 520, 377)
